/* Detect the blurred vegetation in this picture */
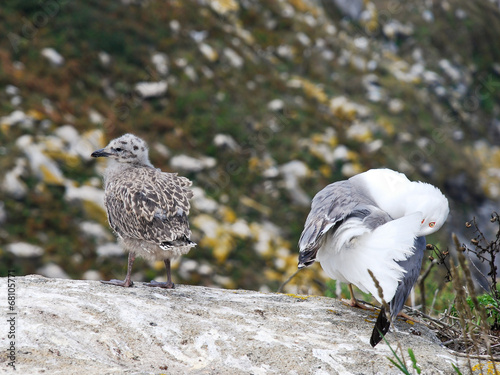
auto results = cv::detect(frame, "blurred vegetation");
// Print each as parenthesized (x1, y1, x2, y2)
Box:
(0, 0, 500, 333)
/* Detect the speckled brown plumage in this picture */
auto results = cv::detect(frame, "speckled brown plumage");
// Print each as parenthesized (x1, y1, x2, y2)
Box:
(105, 168, 193, 249)
(91, 133, 196, 288)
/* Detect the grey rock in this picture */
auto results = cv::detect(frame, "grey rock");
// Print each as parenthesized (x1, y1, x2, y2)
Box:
(79, 221, 113, 244)
(5, 242, 44, 257)
(96, 242, 124, 258)
(2, 158, 28, 199)
(0, 201, 6, 225)
(1, 275, 470, 374)
(36, 264, 69, 279)
(214, 134, 241, 152)
(41, 48, 65, 66)
(321, 0, 364, 20)
(134, 81, 168, 98)
(170, 154, 216, 172)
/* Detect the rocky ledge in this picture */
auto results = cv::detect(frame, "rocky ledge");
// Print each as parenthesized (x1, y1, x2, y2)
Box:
(0, 275, 475, 374)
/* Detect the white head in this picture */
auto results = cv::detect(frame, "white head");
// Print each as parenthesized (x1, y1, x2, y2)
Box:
(405, 182, 450, 236)
(91, 133, 153, 167)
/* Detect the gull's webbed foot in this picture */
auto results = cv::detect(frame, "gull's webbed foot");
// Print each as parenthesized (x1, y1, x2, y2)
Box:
(101, 279, 134, 287)
(144, 280, 175, 289)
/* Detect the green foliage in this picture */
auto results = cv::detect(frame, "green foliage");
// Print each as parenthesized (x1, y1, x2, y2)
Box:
(451, 363, 463, 375)
(407, 349, 421, 375)
(384, 336, 412, 375)
(385, 338, 462, 375)
(450, 293, 500, 330)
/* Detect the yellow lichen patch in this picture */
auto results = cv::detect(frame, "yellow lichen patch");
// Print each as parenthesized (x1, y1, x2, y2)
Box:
(342, 162, 363, 177)
(302, 80, 328, 104)
(13, 68, 23, 80)
(153, 260, 164, 271)
(212, 230, 234, 263)
(220, 206, 237, 224)
(468, 144, 500, 200)
(283, 266, 328, 295)
(214, 275, 237, 289)
(360, 2, 378, 33)
(45, 149, 80, 168)
(27, 109, 45, 121)
(319, 165, 332, 178)
(309, 146, 325, 161)
(330, 96, 358, 121)
(248, 156, 260, 171)
(346, 123, 373, 143)
(92, 130, 107, 149)
(199, 43, 219, 62)
(284, 293, 310, 300)
(1, 123, 10, 134)
(208, 0, 239, 15)
(472, 361, 500, 374)
(240, 196, 272, 216)
(327, 134, 338, 147)
(288, 0, 319, 15)
(194, 213, 235, 263)
(83, 128, 106, 149)
(311, 134, 324, 144)
(346, 150, 360, 162)
(378, 117, 395, 136)
(292, 76, 328, 104)
(82, 200, 108, 226)
(192, 214, 219, 236)
(264, 269, 282, 282)
(311, 129, 338, 146)
(273, 246, 296, 271)
(39, 164, 64, 185)
(231, 23, 251, 43)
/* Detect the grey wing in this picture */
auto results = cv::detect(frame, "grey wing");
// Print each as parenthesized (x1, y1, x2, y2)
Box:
(298, 181, 367, 268)
(370, 236, 426, 346)
(389, 236, 426, 317)
(105, 169, 194, 244)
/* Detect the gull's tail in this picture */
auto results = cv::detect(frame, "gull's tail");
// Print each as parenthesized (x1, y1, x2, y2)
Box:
(370, 306, 391, 347)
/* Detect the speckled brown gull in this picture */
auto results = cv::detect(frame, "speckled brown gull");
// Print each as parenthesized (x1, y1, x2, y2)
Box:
(91, 133, 196, 289)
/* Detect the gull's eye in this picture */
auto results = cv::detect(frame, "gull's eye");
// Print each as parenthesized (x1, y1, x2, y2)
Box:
(115, 148, 123, 152)
(429, 222, 436, 228)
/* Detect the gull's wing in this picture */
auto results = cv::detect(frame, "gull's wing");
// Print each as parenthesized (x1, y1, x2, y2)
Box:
(298, 181, 373, 268)
(104, 168, 194, 245)
(370, 236, 426, 346)
(390, 236, 427, 316)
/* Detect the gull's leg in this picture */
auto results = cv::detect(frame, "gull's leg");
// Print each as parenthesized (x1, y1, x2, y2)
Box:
(145, 259, 175, 289)
(396, 311, 420, 323)
(343, 284, 374, 310)
(101, 251, 135, 287)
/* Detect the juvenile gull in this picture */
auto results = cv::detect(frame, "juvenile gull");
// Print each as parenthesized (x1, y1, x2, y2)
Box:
(91, 133, 196, 288)
(298, 168, 449, 347)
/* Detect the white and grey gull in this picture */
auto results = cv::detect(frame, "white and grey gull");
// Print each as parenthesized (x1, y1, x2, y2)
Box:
(298, 168, 449, 346)
(91, 133, 196, 289)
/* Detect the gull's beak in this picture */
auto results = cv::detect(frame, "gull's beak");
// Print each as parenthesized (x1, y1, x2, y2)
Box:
(91, 148, 113, 158)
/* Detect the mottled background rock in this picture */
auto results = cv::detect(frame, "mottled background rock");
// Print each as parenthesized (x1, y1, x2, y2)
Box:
(0, 0, 499, 309)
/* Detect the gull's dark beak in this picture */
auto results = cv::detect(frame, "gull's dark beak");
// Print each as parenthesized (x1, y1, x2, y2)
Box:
(91, 148, 112, 158)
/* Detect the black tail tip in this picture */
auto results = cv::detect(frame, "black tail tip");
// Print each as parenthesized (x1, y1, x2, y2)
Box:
(370, 308, 392, 347)
(370, 331, 383, 347)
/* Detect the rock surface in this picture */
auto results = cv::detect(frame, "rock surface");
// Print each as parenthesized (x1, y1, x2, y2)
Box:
(0, 275, 472, 374)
